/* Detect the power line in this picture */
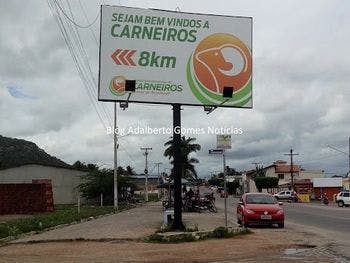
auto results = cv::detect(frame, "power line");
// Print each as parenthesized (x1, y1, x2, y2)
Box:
(78, 0, 99, 46)
(48, 0, 113, 131)
(65, 0, 113, 124)
(53, 0, 99, 28)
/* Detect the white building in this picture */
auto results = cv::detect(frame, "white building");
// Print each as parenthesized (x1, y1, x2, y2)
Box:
(0, 164, 86, 204)
(246, 160, 324, 193)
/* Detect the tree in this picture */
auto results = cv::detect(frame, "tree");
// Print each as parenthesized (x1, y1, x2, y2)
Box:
(72, 161, 98, 172)
(78, 166, 136, 205)
(208, 177, 224, 187)
(227, 180, 240, 195)
(255, 165, 266, 178)
(163, 136, 201, 181)
(253, 177, 279, 192)
(126, 165, 136, 176)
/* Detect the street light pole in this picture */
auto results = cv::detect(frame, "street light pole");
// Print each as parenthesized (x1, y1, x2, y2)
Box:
(141, 147, 152, 202)
(113, 102, 118, 212)
(155, 162, 162, 198)
(223, 149, 227, 228)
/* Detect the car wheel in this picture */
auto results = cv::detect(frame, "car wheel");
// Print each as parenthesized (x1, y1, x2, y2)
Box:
(278, 223, 284, 228)
(338, 201, 344, 207)
(242, 216, 249, 227)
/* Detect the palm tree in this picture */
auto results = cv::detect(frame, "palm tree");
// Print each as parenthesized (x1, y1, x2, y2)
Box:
(164, 136, 201, 181)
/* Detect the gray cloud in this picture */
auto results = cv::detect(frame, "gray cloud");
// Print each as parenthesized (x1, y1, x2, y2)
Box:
(1, 0, 349, 178)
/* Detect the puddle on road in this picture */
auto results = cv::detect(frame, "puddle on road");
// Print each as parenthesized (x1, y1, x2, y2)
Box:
(284, 245, 316, 255)
(284, 248, 308, 255)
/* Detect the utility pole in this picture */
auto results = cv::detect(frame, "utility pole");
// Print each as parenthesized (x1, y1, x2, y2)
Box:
(155, 162, 162, 198)
(113, 102, 118, 212)
(284, 149, 299, 191)
(141, 147, 152, 202)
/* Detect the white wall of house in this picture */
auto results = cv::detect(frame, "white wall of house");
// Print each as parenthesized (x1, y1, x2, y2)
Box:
(299, 170, 324, 180)
(247, 178, 258, 192)
(0, 164, 86, 204)
(265, 167, 291, 186)
(343, 177, 350, 190)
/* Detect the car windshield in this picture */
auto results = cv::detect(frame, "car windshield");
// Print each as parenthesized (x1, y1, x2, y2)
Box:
(246, 195, 277, 204)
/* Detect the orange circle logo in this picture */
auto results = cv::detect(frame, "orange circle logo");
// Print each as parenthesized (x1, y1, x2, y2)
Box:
(187, 33, 252, 107)
(193, 33, 252, 93)
(109, 76, 126, 96)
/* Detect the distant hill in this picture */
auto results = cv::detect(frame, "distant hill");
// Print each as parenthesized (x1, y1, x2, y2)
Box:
(0, 135, 71, 170)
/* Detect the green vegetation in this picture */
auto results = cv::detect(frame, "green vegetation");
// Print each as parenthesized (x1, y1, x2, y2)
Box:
(226, 180, 240, 195)
(0, 135, 70, 170)
(208, 177, 223, 187)
(0, 205, 120, 239)
(211, 226, 234, 238)
(163, 136, 201, 181)
(146, 226, 252, 243)
(253, 177, 279, 192)
(77, 163, 137, 205)
(156, 224, 198, 233)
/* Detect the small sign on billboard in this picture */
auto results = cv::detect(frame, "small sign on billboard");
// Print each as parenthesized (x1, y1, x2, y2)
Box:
(217, 135, 231, 149)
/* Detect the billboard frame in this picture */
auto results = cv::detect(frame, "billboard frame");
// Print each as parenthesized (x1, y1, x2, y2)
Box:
(97, 5, 253, 109)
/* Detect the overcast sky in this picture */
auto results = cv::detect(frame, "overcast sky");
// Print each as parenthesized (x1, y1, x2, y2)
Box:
(0, 0, 349, 177)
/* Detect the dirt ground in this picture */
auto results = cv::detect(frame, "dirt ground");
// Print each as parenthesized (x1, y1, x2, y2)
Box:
(0, 226, 340, 263)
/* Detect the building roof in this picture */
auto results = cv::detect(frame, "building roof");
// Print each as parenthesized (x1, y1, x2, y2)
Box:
(0, 135, 71, 170)
(313, 177, 343, 188)
(275, 164, 300, 173)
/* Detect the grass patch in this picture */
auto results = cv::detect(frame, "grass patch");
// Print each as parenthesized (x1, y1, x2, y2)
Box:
(0, 204, 126, 239)
(146, 226, 252, 244)
(147, 233, 196, 243)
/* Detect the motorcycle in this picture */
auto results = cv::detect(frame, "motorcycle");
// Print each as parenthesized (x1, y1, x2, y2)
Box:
(321, 194, 329, 205)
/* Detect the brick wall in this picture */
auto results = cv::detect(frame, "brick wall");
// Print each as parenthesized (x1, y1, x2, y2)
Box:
(314, 187, 342, 200)
(0, 183, 53, 214)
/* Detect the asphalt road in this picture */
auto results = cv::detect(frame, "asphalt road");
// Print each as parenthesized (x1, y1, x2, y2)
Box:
(283, 202, 350, 235)
(213, 191, 350, 233)
(213, 192, 350, 259)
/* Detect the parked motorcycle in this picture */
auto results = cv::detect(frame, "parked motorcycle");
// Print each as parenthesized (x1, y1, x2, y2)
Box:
(321, 194, 329, 205)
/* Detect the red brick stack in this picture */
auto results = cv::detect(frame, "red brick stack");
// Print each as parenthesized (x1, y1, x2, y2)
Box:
(32, 179, 54, 212)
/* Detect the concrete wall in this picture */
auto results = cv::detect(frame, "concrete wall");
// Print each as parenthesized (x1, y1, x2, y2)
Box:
(299, 170, 324, 180)
(343, 177, 350, 190)
(0, 165, 86, 204)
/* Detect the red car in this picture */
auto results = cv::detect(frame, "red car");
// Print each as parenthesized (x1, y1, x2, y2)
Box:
(237, 193, 284, 228)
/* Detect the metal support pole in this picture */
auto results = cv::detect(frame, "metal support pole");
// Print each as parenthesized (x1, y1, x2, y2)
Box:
(291, 149, 294, 191)
(114, 102, 118, 212)
(145, 151, 149, 201)
(172, 104, 184, 230)
(155, 162, 162, 198)
(223, 150, 227, 228)
(77, 196, 80, 214)
(141, 147, 152, 202)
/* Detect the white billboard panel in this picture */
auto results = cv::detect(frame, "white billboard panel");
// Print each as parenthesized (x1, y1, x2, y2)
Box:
(98, 5, 252, 108)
